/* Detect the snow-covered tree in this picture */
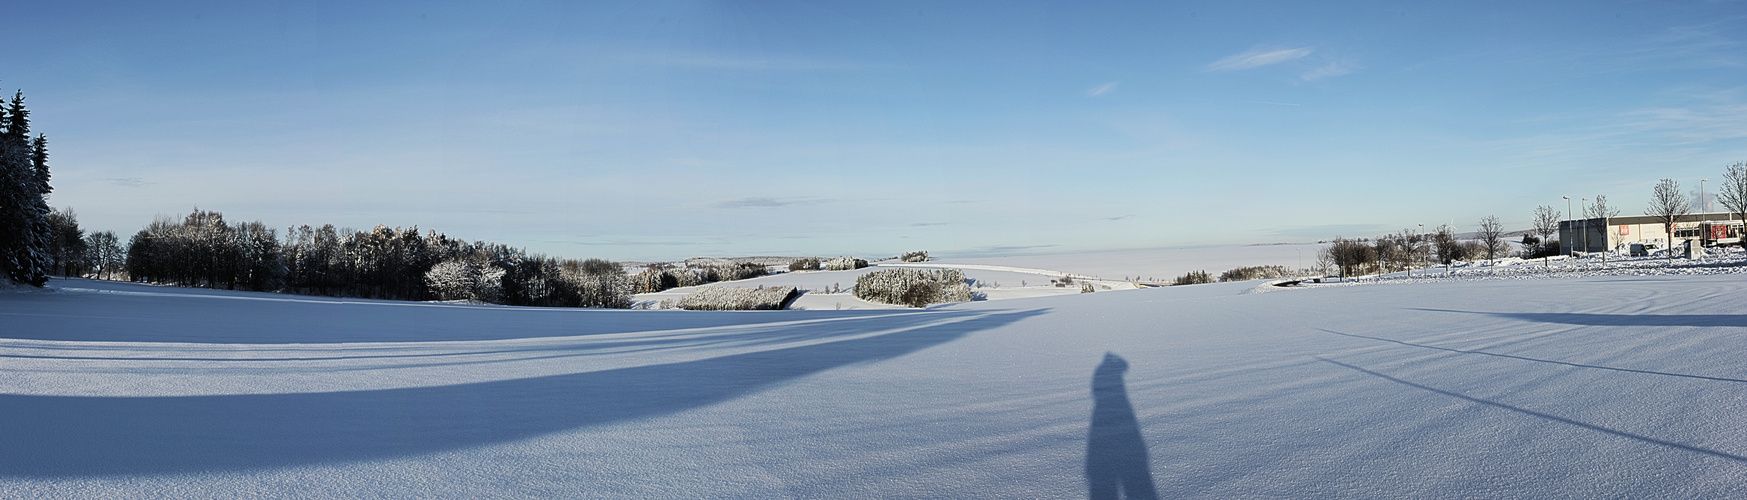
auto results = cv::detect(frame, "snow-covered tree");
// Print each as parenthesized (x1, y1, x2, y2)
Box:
(0, 88, 51, 286)
(424, 257, 504, 303)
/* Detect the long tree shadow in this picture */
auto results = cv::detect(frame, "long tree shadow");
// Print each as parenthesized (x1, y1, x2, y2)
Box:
(1411, 308, 1747, 328)
(1318, 329, 1747, 384)
(1086, 353, 1159, 500)
(0, 309, 1046, 477)
(5, 280, 938, 344)
(1318, 357, 1747, 464)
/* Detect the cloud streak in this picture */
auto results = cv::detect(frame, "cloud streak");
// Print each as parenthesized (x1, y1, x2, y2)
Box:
(1300, 60, 1358, 81)
(707, 197, 820, 209)
(1088, 81, 1119, 96)
(1205, 47, 1313, 72)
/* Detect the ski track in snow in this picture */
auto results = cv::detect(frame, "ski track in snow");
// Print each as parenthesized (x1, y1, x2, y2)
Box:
(7, 250, 1747, 497)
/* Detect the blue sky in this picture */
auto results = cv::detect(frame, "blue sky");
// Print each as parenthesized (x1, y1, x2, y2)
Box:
(11, 1, 1747, 260)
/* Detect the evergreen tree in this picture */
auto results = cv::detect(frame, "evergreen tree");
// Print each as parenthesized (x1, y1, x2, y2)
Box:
(31, 134, 48, 195)
(0, 88, 51, 286)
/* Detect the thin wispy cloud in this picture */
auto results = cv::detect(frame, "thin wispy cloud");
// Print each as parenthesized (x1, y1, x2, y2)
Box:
(1205, 47, 1313, 72)
(1300, 60, 1359, 81)
(910, 222, 949, 227)
(1188, 98, 1301, 107)
(628, 51, 874, 71)
(107, 177, 147, 187)
(708, 197, 821, 209)
(1087, 81, 1120, 96)
(1099, 215, 1134, 222)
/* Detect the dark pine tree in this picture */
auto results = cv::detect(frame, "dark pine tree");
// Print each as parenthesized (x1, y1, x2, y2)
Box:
(1, 88, 52, 286)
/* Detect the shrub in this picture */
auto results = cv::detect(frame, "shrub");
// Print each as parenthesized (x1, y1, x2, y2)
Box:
(824, 256, 868, 271)
(853, 268, 972, 307)
(1173, 270, 1213, 285)
(1080, 282, 1095, 293)
(677, 285, 800, 310)
(901, 251, 929, 263)
(789, 257, 820, 271)
(712, 262, 768, 282)
(899, 281, 939, 307)
(1219, 265, 1293, 282)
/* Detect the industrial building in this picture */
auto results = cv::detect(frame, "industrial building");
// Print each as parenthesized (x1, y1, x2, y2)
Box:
(1559, 211, 1743, 254)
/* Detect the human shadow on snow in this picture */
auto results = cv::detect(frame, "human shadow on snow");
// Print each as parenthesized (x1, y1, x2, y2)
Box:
(0, 309, 1045, 477)
(1085, 352, 1159, 500)
(1412, 308, 1747, 328)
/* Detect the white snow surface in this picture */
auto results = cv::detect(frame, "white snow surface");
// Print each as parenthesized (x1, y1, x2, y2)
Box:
(633, 264, 1128, 310)
(9, 255, 1747, 497)
(937, 243, 1327, 281)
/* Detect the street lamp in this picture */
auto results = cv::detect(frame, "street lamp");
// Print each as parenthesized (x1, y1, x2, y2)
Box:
(1582, 197, 1588, 255)
(1563, 196, 1572, 256)
(1702, 179, 1709, 213)
(1415, 223, 1425, 277)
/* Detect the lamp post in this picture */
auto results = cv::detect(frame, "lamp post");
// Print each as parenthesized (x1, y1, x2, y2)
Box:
(1582, 197, 1588, 255)
(1702, 179, 1709, 213)
(1563, 196, 1572, 256)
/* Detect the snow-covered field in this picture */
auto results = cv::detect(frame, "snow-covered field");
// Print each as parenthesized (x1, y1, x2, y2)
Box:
(634, 264, 1134, 310)
(8, 250, 1747, 497)
(936, 243, 1328, 282)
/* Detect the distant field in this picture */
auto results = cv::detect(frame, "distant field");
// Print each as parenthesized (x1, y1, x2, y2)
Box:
(936, 243, 1328, 281)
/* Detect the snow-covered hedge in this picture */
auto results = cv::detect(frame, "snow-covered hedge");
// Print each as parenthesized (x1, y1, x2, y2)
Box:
(1173, 270, 1213, 285)
(824, 257, 868, 271)
(709, 263, 768, 282)
(852, 268, 972, 307)
(1219, 265, 1293, 282)
(901, 251, 929, 263)
(677, 285, 800, 311)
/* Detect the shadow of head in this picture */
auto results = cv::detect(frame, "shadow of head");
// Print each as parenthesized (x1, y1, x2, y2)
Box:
(1093, 352, 1129, 390)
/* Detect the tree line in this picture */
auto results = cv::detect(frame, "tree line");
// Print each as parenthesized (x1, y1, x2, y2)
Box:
(49, 207, 634, 308)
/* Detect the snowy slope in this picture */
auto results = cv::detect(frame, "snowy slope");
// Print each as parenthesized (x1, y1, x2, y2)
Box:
(7, 273, 1747, 497)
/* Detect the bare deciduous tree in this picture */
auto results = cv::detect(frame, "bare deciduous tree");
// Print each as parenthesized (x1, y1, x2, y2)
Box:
(1586, 195, 1620, 260)
(84, 230, 123, 280)
(1476, 216, 1505, 268)
(1719, 162, 1747, 246)
(1645, 178, 1691, 262)
(1588, 194, 1620, 219)
(1531, 205, 1560, 265)
(1432, 225, 1462, 272)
